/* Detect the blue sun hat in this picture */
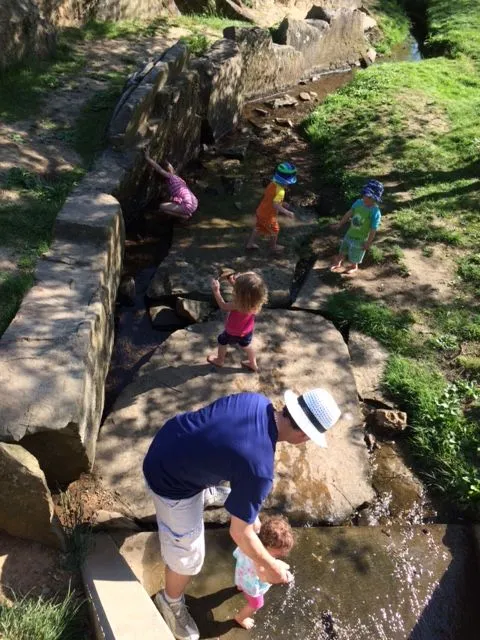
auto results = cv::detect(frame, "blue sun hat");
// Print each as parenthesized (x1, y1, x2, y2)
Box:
(273, 162, 297, 186)
(361, 179, 384, 202)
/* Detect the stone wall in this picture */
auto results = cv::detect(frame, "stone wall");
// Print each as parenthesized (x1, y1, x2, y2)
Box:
(38, 0, 179, 26)
(111, 14, 370, 217)
(0, 0, 56, 70)
(0, 0, 179, 70)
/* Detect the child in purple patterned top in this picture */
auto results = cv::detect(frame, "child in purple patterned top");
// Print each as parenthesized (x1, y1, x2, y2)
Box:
(145, 150, 198, 219)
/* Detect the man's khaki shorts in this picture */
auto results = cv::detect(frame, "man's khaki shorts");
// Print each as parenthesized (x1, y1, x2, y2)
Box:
(150, 490, 205, 576)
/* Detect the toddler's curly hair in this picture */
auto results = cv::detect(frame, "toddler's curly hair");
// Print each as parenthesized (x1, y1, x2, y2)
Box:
(233, 271, 268, 314)
(258, 515, 294, 552)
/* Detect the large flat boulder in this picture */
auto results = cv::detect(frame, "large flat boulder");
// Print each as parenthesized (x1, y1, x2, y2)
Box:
(95, 309, 373, 524)
(0, 192, 124, 485)
(0, 443, 64, 549)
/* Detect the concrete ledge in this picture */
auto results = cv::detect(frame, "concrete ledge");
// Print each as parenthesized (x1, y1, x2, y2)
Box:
(83, 533, 174, 640)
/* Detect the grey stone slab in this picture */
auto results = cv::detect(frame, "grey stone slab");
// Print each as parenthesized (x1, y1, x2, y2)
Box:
(348, 330, 390, 403)
(0, 193, 123, 485)
(95, 310, 373, 525)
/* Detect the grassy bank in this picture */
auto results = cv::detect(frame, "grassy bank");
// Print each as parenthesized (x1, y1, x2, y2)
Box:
(366, 0, 411, 55)
(0, 591, 87, 640)
(305, 15, 480, 512)
(427, 0, 480, 61)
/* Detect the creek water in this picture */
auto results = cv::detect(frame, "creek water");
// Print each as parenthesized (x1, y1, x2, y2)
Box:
(102, 36, 480, 639)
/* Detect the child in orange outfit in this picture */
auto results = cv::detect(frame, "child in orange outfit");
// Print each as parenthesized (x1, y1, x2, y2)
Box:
(246, 162, 297, 253)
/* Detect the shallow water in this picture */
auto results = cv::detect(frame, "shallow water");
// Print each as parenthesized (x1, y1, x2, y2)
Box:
(186, 526, 480, 639)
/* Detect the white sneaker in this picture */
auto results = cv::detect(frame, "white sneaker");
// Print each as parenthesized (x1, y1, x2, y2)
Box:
(203, 485, 231, 508)
(154, 591, 199, 640)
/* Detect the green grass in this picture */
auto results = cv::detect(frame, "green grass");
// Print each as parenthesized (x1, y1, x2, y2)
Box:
(304, 13, 480, 512)
(0, 39, 86, 122)
(0, 591, 87, 640)
(72, 72, 128, 167)
(325, 290, 416, 353)
(180, 33, 210, 56)
(427, 0, 480, 62)
(368, 0, 411, 55)
(0, 168, 84, 334)
(384, 356, 480, 508)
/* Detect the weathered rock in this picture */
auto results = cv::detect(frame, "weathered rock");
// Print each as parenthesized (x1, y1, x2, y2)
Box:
(118, 276, 136, 307)
(305, 5, 337, 22)
(361, 47, 377, 67)
(110, 531, 165, 597)
(299, 91, 312, 101)
(221, 175, 244, 195)
(149, 305, 186, 329)
(371, 443, 424, 518)
(362, 13, 378, 31)
(95, 310, 374, 525)
(0, 0, 56, 71)
(176, 298, 213, 323)
(293, 234, 344, 312)
(0, 443, 65, 549)
(266, 94, 298, 109)
(190, 39, 243, 141)
(218, 142, 250, 160)
(348, 330, 389, 403)
(309, 90, 318, 98)
(0, 192, 124, 485)
(275, 118, 294, 128)
(372, 409, 408, 435)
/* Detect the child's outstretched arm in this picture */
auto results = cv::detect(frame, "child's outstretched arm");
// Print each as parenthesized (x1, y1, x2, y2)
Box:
(211, 278, 235, 311)
(273, 202, 294, 219)
(144, 150, 172, 179)
(331, 209, 353, 230)
(363, 229, 377, 250)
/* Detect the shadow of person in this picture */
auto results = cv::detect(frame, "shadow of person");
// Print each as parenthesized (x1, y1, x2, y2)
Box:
(186, 586, 239, 637)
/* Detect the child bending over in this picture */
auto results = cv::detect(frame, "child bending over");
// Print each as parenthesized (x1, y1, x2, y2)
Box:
(233, 515, 295, 629)
(330, 179, 384, 275)
(208, 271, 268, 372)
(246, 162, 297, 253)
(144, 150, 198, 219)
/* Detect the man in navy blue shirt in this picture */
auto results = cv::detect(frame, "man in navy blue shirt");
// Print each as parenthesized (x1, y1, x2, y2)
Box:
(144, 388, 341, 640)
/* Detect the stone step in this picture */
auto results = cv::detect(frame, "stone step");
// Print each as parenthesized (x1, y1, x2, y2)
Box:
(82, 533, 174, 640)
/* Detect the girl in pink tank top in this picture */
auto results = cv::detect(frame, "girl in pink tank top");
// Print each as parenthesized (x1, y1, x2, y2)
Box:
(208, 272, 268, 372)
(144, 150, 198, 219)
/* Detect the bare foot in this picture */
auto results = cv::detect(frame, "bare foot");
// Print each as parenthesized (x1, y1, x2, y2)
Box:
(342, 265, 359, 276)
(235, 615, 255, 630)
(330, 264, 343, 272)
(241, 360, 258, 372)
(207, 355, 224, 367)
(246, 244, 259, 250)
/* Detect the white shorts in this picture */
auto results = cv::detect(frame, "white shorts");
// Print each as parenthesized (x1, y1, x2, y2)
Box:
(150, 490, 205, 576)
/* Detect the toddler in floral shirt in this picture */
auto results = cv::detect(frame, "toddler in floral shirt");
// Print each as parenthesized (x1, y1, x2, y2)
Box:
(233, 515, 295, 629)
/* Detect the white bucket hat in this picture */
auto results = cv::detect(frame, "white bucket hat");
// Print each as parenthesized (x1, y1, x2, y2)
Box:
(284, 388, 341, 448)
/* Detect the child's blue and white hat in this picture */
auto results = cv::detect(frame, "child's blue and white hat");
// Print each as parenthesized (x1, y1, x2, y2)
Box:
(284, 388, 341, 448)
(361, 179, 384, 202)
(273, 162, 297, 186)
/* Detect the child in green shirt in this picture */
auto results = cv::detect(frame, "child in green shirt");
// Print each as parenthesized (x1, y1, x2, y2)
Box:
(330, 180, 384, 275)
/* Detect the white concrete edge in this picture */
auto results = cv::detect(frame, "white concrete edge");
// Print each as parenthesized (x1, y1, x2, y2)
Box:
(82, 533, 175, 640)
